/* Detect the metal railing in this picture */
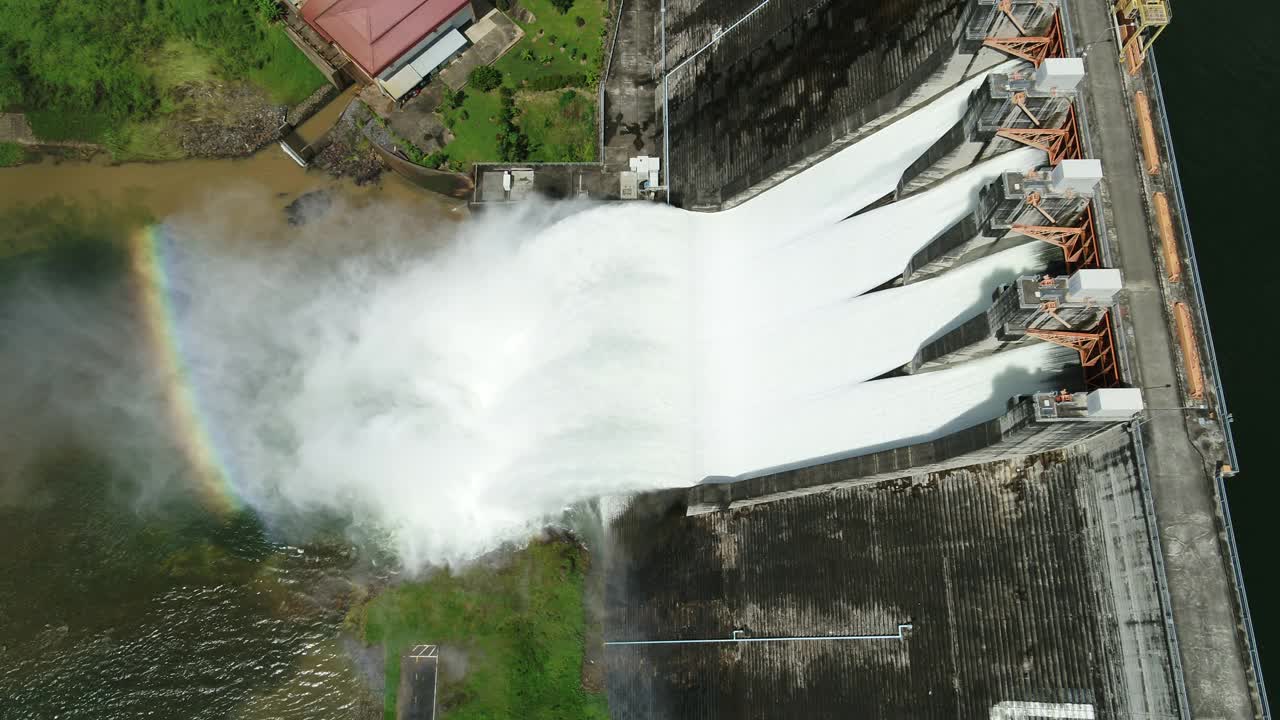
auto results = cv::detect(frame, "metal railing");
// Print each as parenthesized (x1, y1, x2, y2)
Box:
(1214, 468, 1273, 719)
(606, 624, 914, 647)
(1147, 49, 1267, 719)
(597, 0, 626, 162)
(1144, 52, 1241, 476)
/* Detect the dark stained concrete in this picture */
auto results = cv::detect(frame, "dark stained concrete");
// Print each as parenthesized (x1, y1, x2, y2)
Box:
(602, 0, 661, 170)
(1066, 0, 1261, 717)
(397, 651, 438, 720)
(605, 432, 1179, 719)
(662, 0, 967, 208)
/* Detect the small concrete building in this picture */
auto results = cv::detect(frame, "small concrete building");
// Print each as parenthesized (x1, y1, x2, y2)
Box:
(301, 0, 476, 100)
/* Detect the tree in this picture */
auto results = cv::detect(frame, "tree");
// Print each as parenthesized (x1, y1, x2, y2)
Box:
(551, 0, 574, 14)
(468, 65, 503, 92)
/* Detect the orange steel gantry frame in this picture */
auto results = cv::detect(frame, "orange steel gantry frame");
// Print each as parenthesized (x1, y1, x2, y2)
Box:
(995, 104, 1083, 166)
(983, 4, 1066, 67)
(1010, 204, 1103, 273)
(1026, 310, 1122, 389)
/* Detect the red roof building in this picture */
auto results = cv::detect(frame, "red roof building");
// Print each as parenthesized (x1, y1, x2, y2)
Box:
(302, 0, 475, 79)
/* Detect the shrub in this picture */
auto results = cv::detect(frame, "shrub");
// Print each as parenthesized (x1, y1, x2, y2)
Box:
(575, 16, 586, 27)
(500, 85, 515, 99)
(526, 73, 588, 91)
(551, 0, 575, 14)
(548, 34, 558, 45)
(0, 142, 23, 167)
(254, 0, 283, 22)
(468, 65, 503, 92)
(521, 48, 535, 62)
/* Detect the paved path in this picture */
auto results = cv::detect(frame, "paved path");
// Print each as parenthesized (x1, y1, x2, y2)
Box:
(1067, 1, 1259, 717)
(601, 0, 660, 171)
(0, 113, 36, 144)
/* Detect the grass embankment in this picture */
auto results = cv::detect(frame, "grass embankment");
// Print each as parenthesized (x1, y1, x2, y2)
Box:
(424, 0, 606, 166)
(0, 141, 23, 167)
(0, 0, 323, 158)
(348, 539, 609, 720)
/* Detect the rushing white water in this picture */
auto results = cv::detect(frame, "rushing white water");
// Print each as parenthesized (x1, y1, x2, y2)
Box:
(706, 146, 1047, 333)
(696, 343, 1074, 479)
(153, 68, 1065, 567)
(705, 241, 1051, 411)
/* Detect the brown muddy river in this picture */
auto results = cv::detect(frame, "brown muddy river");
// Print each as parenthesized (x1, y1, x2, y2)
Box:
(0, 144, 462, 719)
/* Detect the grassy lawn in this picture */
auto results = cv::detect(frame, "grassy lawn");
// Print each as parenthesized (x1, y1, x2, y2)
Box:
(247, 25, 328, 105)
(495, 0, 608, 86)
(521, 89, 596, 161)
(349, 539, 609, 720)
(426, 0, 607, 165)
(437, 90, 505, 165)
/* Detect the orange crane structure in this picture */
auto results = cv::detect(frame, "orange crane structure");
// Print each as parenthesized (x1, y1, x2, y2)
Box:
(982, 2, 1067, 67)
(995, 104, 1083, 166)
(1010, 205, 1103, 273)
(1026, 311, 1122, 389)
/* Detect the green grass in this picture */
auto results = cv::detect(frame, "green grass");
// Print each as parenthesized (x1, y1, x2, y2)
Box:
(246, 26, 327, 105)
(0, 141, 23, 167)
(521, 90, 596, 161)
(427, 0, 607, 163)
(0, 0, 324, 150)
(350, 540, 609, 720)
(26, 111, 117, 144)
(103, 41, 216, 161)
(151, 40, 219, 93)
(437, 90, 505, 164)
(494, 0, 607, 86)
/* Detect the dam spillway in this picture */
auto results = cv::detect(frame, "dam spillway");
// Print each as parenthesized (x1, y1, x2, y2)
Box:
(598, 0, 1266, 719)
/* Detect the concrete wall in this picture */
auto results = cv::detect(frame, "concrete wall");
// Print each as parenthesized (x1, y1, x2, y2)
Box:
(664, 0, 971, 209)
(686, 391, 1116, 515)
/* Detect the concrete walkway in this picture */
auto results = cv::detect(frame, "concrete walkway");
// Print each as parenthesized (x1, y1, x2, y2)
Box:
(0, 113, 35, 144)
(1067, 1, 1260, 717)
(601, 0, 660, 171)
(438, 9, 522, 91)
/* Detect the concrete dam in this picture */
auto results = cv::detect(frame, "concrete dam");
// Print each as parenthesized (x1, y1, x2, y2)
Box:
(597, 1, 1268, 719)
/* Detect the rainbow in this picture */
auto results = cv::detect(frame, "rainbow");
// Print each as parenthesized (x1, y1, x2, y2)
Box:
(129, 225, 240, 516)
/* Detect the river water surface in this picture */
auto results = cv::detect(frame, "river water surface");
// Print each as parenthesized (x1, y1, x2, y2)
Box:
(0, 142, 462, 718)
